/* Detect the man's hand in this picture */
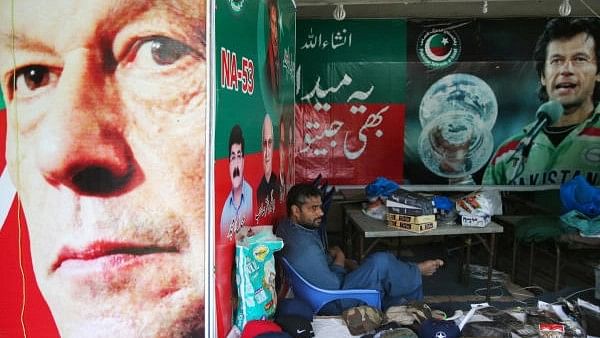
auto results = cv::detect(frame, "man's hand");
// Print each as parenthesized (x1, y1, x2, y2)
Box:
(418, 259, 444, 276)
(328, 245, 346, 267)
(344, 258, 359, 272)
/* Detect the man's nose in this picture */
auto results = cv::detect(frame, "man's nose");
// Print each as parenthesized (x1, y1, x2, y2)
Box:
(36, 51, 142, 196)
(559, 60, 575, 74)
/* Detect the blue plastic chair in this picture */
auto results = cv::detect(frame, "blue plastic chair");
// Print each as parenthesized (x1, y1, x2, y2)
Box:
(280, 256, 381, 314)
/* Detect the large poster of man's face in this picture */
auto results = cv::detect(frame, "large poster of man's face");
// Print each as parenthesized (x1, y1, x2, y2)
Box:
(0, 1, 207, 336)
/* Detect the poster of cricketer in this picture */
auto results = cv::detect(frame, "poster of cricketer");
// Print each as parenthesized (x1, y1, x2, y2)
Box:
(296, 17, 600, 187)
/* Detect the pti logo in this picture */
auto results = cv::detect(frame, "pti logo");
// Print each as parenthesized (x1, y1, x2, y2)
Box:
(228, 0, 245, 12)
(417, 29, 461, 69)
(583, 146, 600, 163)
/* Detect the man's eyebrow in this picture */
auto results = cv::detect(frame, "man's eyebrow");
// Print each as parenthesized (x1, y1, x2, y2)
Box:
(0, 32, 10, 48)
(0, 31, 54, 54)
(164, 2, 207, 44)
(548, 51, 594, 60)
(547, 53, 565, 61)
(102, 1, 206, 43)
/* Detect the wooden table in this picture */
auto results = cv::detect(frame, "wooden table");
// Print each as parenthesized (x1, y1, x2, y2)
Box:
(495, 215, 600, 291)
(343, 205, 504, 301)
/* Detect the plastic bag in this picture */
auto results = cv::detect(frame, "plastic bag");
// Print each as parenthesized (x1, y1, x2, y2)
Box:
(560, 175, 600, 218)
(365, 177, 400, 202)
(234, 226, 283, 330)
(456, 190, 502, 227)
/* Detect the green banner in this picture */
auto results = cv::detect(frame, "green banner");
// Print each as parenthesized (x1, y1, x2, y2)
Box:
(297, 19, 406, 104)
(215, 0, 295, 159)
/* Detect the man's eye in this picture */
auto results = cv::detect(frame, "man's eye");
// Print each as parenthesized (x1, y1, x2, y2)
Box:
(13, 65, 51, 92)
(6, 65, 58, 100)
(149, 37, 191, 65)
(126, 36, 198, 67)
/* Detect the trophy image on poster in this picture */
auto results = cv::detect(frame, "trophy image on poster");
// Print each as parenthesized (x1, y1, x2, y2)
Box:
(418, 73, 498, 184)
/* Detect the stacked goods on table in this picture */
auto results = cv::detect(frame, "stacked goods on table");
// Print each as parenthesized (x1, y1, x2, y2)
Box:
(385, 189, 437, 233)
(386, 213, 437, 233)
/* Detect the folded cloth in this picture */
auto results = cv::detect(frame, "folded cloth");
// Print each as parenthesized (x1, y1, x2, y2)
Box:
(385, 306, 417, 326)
(405, 302, 432, 323)
(342, 305, 384, 336)
(514, 217, 564, 243)
(385, 302, 432, 326)
(560, 210, 600, 237)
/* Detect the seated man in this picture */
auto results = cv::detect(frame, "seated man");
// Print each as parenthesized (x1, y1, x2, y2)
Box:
(276, 183, 444, 314)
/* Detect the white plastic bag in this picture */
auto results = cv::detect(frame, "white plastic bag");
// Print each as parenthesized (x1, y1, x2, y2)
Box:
(456, 190, 502, 227)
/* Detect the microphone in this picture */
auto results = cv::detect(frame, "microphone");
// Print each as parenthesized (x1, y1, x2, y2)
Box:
(536, 100, 564, 123)
(507, 100, 564, 184)
(522, 100, 564, 157)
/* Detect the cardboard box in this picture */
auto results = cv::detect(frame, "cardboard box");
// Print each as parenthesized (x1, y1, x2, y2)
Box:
(386, 215, 437, 233)
(460, 214, 491, 227)
(387, 213, 436, 224)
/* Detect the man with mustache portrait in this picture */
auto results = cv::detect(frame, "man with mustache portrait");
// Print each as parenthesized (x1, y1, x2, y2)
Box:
(483, 17, 600, 185)
(221, 124, 254, 240)
(0, 0, 207, 336)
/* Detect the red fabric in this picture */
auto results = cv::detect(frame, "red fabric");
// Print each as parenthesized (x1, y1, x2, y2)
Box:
(295, 103, 405, 185)
(241, 320, 282, 338)
(0, 199, 59, 337)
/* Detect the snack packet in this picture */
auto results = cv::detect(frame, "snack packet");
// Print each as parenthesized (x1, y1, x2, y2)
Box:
(234, 226, 283, 330)
(538, 323, 565, 338)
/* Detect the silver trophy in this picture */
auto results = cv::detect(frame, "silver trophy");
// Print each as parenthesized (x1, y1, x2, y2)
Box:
(418, 73, 497, 183)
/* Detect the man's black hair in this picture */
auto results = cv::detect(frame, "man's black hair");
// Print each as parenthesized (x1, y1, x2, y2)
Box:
(286, 183, 321, 216)
(228, 124, 244, 159)
(534, 17, 600, 104)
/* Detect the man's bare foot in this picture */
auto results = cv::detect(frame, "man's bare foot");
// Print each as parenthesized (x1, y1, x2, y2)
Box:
(418, 259, 444, 276)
